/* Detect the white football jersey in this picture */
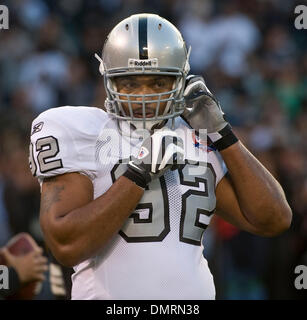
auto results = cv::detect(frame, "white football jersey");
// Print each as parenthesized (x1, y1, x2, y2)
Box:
(29, 106, 227, 300)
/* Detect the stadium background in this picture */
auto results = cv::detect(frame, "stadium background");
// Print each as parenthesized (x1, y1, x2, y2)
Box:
(0, 0, 306, 299)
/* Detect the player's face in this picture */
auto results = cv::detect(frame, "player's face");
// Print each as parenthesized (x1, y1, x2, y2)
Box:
(114, 75, 175, 118)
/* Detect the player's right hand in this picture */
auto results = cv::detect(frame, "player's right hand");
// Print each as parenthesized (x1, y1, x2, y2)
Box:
(123, 130, 184, 188)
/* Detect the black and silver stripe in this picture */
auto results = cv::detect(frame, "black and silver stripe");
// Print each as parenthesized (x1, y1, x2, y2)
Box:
(138, 16, 148, 59)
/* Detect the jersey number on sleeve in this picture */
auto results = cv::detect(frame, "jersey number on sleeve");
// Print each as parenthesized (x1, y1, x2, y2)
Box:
(29, 136, 63, 176)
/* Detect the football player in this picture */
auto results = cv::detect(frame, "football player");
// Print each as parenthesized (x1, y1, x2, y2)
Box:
(29, 13, 292, 299)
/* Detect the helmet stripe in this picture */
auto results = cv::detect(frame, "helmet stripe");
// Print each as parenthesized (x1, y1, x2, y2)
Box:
(138, 16, 148, 60)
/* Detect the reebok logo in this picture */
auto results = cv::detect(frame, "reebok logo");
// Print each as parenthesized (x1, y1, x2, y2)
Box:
(31, 122, 44, 135)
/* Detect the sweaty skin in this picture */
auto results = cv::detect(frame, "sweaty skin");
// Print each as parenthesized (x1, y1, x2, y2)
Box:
(40, 174, 144, 267)
(215, 141, 292, 236)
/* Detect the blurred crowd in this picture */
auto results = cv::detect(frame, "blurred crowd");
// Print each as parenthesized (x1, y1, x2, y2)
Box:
(0, 0, 306, 299)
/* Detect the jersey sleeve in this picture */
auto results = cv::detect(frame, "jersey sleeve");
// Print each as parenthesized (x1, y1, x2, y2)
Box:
(211, 151, 228, 187)
(29, 107, 99, 183)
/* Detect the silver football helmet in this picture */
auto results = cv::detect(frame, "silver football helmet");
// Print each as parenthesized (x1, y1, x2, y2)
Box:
(95, 13, 191, 131)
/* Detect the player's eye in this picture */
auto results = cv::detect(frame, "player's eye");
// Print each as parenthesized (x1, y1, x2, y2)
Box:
(121, 81, 139, 90)
(153, 77, 174, 91)
(154, 80, 167, 89)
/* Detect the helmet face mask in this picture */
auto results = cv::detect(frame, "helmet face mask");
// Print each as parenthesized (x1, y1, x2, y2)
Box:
(96, 13, 191, 131)
(105, 74, 183, 130)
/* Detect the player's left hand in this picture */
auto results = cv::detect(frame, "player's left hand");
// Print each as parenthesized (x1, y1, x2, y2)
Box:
(182, 75, 238, 151)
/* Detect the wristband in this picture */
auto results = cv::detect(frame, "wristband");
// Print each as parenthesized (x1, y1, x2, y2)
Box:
(208, 124, 238, 151)
(123, 168, 147, 189)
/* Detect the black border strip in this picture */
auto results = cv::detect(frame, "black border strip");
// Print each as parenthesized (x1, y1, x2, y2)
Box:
(138, 16, 148, 59)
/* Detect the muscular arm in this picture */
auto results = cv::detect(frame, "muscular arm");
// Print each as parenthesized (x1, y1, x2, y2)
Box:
(215, 141, 292, 237)
(40, 173, 144, 267)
